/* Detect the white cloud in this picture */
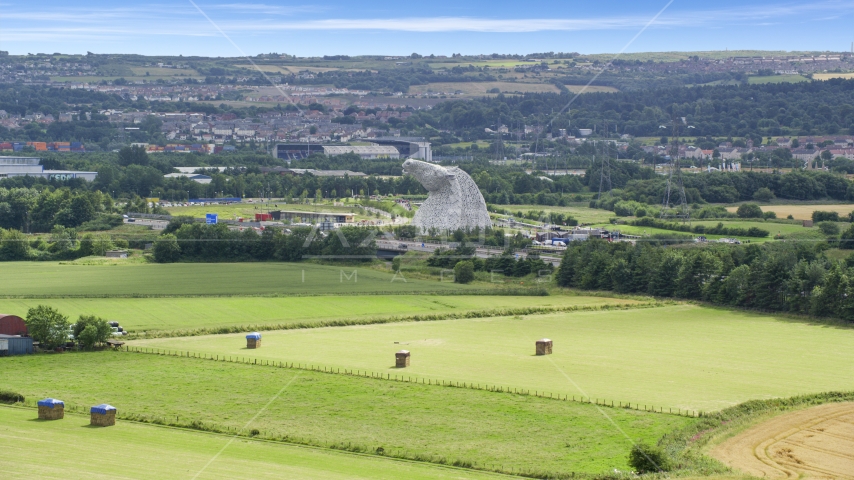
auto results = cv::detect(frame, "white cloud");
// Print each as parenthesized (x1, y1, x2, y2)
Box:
(1, 0, 852, 40)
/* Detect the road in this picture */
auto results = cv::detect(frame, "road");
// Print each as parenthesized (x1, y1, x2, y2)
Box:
(376, 240, 562, 266)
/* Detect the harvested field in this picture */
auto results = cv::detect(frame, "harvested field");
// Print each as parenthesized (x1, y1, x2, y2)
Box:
(711, 402, 854, 479)
(814, 73, 854, 81)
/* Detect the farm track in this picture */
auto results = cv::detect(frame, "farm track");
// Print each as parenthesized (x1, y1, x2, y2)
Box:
(711, 402, 854, 479)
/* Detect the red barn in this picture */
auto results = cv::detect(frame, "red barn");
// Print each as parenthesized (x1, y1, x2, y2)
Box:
(0, 314, 27, 336)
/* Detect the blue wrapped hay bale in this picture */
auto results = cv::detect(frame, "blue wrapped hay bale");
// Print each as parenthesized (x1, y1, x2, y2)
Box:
(37, 398, 64, 420)
(90, 404, 116, 426)
(246, 332, 261, 349)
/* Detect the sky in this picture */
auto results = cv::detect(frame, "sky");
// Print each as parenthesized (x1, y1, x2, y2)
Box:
(1, 0, 853, 57)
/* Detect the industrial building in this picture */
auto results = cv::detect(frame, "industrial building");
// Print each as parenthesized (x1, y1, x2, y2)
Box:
(274, 138, 431, 162)
(164, 172, 213, 184)
(0, 157, 97, 181)
(0, 334, 33, 356)
(270, 210, 355, 224)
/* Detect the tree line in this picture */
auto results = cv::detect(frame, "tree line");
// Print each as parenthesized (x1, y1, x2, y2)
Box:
(557, 239, 854, 321)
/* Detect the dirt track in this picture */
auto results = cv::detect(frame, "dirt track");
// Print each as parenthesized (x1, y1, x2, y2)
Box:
(710, 402, 854, 479)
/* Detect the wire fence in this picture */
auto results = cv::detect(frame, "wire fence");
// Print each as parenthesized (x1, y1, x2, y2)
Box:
(123, 345, 704, 418)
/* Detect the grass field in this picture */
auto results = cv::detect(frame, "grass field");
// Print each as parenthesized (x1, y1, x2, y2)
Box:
(691, 220, 808, 237)
(0, 262, 476, 297)
(409, 82, 560, 95)
(0, 406, 502, 480)
(131, 305, 854, 412)
(492, 205, 612, 224)
(748, 75, 810, 84)
(0, 295, 636, 333)
(726, 204, 854, 221)
(128, 66, 202, 77)
(586, 223, 775, 243)
(409, 81, 618, 95)
(0, 353, 692, 475)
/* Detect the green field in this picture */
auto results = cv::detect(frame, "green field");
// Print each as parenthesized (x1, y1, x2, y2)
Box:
(747, 74, 809, 84)
(589, 223, 776, 243)
(131, 305, 854, 412)
(691, 220, 809, 237)
(0, 353, 691, 475)
(0, 406, 502, 480)
(492, 205, 612, 224)
(0, 262, 476, 297)
(0, 294, 636, 333)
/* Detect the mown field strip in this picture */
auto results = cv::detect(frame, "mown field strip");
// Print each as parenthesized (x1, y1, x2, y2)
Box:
(0, 406, 508, 480)
(123, 346, 701, 417)
(0, 352, 692, 476)
(0, 262, 479, 297)
(131, 304, 854, 412)
(0, 295, 644, 333)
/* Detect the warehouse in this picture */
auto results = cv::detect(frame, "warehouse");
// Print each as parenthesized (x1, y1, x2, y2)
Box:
(0, 334, 34, 356)
(0, 157, 97, 181)
(270, 210, 355, 224)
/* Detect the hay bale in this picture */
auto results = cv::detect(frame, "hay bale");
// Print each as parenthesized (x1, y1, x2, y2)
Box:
(395, 350, 410, 368)
(90, 404, 116, 427)
(246, 332, 261, 349)
(37, 398, 64, 420)
(536, 339, 553, 356)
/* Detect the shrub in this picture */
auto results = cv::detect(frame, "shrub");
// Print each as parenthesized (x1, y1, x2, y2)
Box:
(453, 260, 475, 284)
(762, 211, 777, 219)
(628, 442, 671, 474)
(153, 234, 181, 263)
(392, 256, 401, 272)
(818, 221, 841, 236)
(736, 203, 763, 218)
(72, 315, 112, 349)
(753, 187, 775, 202)
(0, 390, 24, 404)
(840, 224, 854, 249)
(0, 228, 30, 261)
(812, 211, 840, 223)
(78, 214, 123, 231)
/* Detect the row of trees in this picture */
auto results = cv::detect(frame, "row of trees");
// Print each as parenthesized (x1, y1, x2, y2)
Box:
(589, 163, 854, 205)
(153, 222, 379, 263)
(24, 305, 112, 350)
(557, 239, 854, 321)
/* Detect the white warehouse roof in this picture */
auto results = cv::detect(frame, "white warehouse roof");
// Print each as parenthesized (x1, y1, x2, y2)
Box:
(321, 146, 400, 156)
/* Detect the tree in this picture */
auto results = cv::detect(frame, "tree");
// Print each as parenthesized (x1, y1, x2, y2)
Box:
(628, 442, 671, 474)
(153, 234, 181, 262)
(736, 203, 763, 218)
(840, 224, 854, 249)
(454, 260, 475, 284)
(25, 305, 70, 350)
(753, 187, 775, 202)
(72, 315, 111, 349)
(117, 145, 150, 167)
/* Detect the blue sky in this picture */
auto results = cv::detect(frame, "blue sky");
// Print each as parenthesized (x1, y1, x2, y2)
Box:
(1, 1, 853, 56)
